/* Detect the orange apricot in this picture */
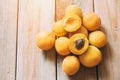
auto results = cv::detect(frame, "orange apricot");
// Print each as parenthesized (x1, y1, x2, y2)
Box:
(69, 34, 89, 55)
(55, 37, 71, 56)
(62, 55, 80, 75)
(89, 31, 107, 48)
(79, 46, 102, 67)
(36, 31, 55, 50)
(65, 4, 82, 18)
(68, 26, 88, 38)
(83, 12, 101, 31)
(52, 20, 67, 36)
(63, 14, 82, 32)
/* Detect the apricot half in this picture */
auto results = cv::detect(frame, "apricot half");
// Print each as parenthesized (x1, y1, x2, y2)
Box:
(68, 26, 88, 38)
(36, 32, 55, 50)
(63, 14, 82, 32)
(52, 20, 67, 36)
(83, 12, 101, 31)
(55, 37, 71, 56)
(69, 34, 89, 55)
(89, 31, 107, 48)
(79, 46, 102, 67)
(62, 55, 80, 75)
(65, 5, 82, 18)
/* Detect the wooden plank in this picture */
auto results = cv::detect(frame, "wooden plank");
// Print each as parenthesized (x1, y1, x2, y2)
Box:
(0, 0, 18, 80)
(16, 0, 56, 80)
(56, 0, 97, 80)
(94, 0, 120, 80)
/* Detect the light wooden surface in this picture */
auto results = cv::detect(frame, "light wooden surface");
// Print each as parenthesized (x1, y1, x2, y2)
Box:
(0, 0, 18, 80)
(0, 0, 120, 80)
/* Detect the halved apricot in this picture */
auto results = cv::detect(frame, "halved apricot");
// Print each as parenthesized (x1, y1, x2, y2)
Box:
(68, 26, 88, 38)
(52, 20, 67, 36)
(55, 37, 71, 56)
(62, 55, 80, 75)
(89, 31, 107, 48)
(79, 46, 102, 67)
(63, 14, 82, 32)
(69, 34, 89, 55)
(83, 12, 101, 31)
(65, 5, 82, 18)
(36, 31, 55, 50)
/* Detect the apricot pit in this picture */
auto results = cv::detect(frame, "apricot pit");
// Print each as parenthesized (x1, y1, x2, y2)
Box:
(69, 34, 89, 55)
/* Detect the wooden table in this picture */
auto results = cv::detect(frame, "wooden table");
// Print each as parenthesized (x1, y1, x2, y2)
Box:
(0, 0, 120, 80)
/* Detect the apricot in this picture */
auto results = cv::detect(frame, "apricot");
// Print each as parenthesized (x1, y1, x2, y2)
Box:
(68, 26, 88, 37)
(52, 20, 67, 36)
(89, 31, 107, 48)
(79, 46, 102, 67)
(65, 5, 82, 18)
(63, 14, 82, 32)
(62, 55, 80, 75)
(36, 31, 55, 50)
(83, 12, 101, 31)
(55, 37, 71, 56)
(69, 33, 89, 55)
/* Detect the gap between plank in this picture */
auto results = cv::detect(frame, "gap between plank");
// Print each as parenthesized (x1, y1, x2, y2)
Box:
(15, 0, 19, 80)
(93, 0, 99, 80)
(55, 0, 57, 80)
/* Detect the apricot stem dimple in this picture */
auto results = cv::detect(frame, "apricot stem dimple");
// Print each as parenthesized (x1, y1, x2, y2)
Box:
(75, 39, 85, 49)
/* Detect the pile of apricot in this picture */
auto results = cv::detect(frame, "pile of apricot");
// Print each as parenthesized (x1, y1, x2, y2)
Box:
(36, 5, 107, 75)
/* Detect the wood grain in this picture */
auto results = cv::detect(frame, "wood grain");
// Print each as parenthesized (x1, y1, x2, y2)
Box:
(56, 0, 97, 80)
(0, 0, 18, 80)
(16, 0, 56, 80)
(94, 0, 120, 80)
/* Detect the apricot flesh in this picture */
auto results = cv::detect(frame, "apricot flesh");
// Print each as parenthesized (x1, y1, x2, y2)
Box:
(65, 5, 82, 18)
(52, 20, 67, 36)
(79, 46, 102, 67)
(36, 32, 55, 50)
(63, 14, 82, 32)
(68, 26, 88, 37)
(55, 37, 71, 56)
(89, 31, 107, 48)
(62, 55, 80, 75)
(69, 34, 89, 55)
(83, 12, 101, 31)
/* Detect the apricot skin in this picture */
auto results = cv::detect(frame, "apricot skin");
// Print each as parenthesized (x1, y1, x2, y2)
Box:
(62, 56, 80, 75)
(83, 12, 101, 31)
(55, 37, 71, 56)
(63, 15, 82, 32)
(36, 32, 55, 50)
(79, 46, 102, 67)
(69, 34, 89, 55)
(89, 31, 107, 48)
(65, 5, 82, 18)
(68, 26, 88, 37)
(52, 20, 67, 36)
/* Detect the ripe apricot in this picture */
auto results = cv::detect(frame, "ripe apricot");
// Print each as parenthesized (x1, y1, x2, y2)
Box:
(36, 31, 55, 50)
(79, 46, 102, 67)
(68, 26, 88, 38)
(65, 5, 82, 18)
(83, 12, 101, 31)
(55, 37, 71, 56)
(89, 31, 107, 48)
(52, 20, 67, 36)
(69, 34, 89, 55)
(62, 55, 80, 75)
(63, 14, 82, 32)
